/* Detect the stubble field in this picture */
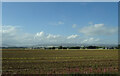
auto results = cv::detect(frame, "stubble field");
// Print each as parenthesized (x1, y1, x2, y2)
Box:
(2, 49, 118, 74)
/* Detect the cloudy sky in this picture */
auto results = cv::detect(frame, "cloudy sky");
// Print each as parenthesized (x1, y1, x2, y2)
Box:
(1, 2, 118, 46)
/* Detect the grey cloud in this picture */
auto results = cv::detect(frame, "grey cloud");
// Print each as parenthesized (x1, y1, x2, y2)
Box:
(79, 24, 117, 36)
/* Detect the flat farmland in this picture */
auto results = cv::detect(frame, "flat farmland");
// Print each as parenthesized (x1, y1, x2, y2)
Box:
(2, 49, 118, 74)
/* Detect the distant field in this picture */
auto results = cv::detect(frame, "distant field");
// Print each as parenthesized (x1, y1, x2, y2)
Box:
(2, 49, 118, 74)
